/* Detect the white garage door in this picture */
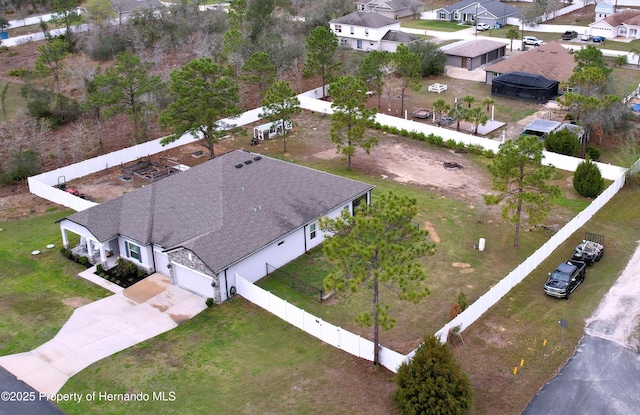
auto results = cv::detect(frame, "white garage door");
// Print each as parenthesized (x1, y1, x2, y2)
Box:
(173, 263, 214, 297)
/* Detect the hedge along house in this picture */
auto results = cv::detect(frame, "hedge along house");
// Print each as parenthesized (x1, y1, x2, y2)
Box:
(58, 150, 374, 304)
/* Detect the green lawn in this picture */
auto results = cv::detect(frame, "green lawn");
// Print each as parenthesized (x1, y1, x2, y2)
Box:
(0, 81, 27, 121)
(0, 210, 110, 355)
(401, 20, 469, 32)
(453, 186, 640, 414)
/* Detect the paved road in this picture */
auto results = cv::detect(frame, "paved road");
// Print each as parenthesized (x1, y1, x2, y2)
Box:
(522, 335, 640, 415)
(0, 368, 65, 415)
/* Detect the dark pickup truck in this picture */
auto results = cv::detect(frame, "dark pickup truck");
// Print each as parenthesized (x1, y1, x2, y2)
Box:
(544, 260, 586, 299)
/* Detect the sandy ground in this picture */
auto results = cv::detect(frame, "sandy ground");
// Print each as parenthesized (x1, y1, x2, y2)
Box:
(313, 139, 489, 202)
(585, 243, 640, 351)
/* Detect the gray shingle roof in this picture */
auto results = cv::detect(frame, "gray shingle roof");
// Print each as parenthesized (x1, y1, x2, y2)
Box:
(330, 11, 398, 28)
(65, 150, 374, 273)
(381, 30, 418, 43)
(484, 41, 576, 82)
(444, 39, 506, 58)
(440, 0, 519, 18)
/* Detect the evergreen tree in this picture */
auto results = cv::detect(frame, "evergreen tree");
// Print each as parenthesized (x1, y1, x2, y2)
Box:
(573, 158, 605, 198)
(394, 334, 473, 415)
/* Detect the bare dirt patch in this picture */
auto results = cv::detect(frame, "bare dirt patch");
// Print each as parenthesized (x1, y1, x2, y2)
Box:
(424, 221, 441, 243)
(61, 297, 92, 308)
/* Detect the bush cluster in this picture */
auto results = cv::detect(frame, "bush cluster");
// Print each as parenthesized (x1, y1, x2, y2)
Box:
(369, 121, 495, 158)
(59, 247, 91, 268)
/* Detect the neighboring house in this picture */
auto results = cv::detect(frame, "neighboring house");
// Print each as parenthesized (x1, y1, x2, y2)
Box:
(442, 39, 506, 70)
(355, 0, 424, 19)
(589, 9, 640, 40)
(58, 150, 374, 304)
(110, 0, 164, 16)
(594, 3, 615, 22)
(434, 0, 519, 27)
(484, 41, 575, 86)
(329, 11, 419, 51)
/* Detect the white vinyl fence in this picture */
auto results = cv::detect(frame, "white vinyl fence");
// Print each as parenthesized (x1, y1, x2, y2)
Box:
(236, 274, 407, 373)
(28, 84, 635, 371)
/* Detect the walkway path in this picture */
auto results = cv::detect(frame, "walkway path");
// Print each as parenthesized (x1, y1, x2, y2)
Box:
(0, 273, 206, 395)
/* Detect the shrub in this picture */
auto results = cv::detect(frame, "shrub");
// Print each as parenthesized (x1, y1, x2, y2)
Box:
(586, 145, 601, 161)
(21, 84, 80, 126)
(9, 68, 29, 77)
(445, 139, 457, 149)
(205, 298, 214, 308)
(399, 128, 409, 137)
(466, 144, 484, 155)
(573, 158, 605, 198)
(90, 33, 128, 61)
(614, 54, 627, 66)
(457, 292, 468, 311)
(545, 129, 580, 156)
(78, 256, 90, 267)
(483, 149, 495, 158)
(96, 264, 104, 274)
(564, 113, 575, 120)
(449, 303, 462, 319)
(394, 335, 473, 415)
(427, 133, 443, 146)
(0, 150, 42, 186)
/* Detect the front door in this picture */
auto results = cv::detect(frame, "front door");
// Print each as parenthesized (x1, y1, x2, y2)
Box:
(357, 39, 363, 49)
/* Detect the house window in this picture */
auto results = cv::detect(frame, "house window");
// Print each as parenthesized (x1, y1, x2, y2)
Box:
(358, 4, 366, 12)
(277, 240, 285, 246)
(562, 86, 574, 93)
(350, 26, 355, 35)
(365, 28, 369, 36)
(453, 12, 460, 20)
(340, 38, 348, 46)
(310, 223, 317, 240)
(335, 24, 342, 33)
(352, 194, 367, 215)
(126, 241, 141, 262)
(438, 12, 446, 20)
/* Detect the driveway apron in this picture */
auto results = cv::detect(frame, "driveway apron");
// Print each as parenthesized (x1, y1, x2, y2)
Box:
(0, 274, 206, 395)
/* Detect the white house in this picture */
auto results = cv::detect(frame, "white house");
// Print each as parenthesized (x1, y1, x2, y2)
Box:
(330, 11, 419, 52)
(355, 0, 424, 20)
(58, 150, 374, 304)
(589, 9, 640, 40)
(594, 3, 615, 22)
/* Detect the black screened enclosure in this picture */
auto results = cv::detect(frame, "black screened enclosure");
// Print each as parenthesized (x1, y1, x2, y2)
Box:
(491, 72, 559, 102)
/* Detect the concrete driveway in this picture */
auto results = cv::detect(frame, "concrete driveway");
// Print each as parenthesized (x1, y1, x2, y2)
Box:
(0, 273, 206, 395)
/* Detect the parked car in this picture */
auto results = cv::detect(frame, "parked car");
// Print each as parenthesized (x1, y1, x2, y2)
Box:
(581, 32, 591, 41)
(523, 36, 544, 46)
(544, 260, 587, 299)
(592, 36, 606, 43)
(477, 23, 491, 31)
(439, 115, 454, 126)
(562, 30, 578, 40)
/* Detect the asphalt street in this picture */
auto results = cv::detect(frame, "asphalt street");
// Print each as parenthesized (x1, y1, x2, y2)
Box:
(523, 335, 640, 415)
(0, 368, 65, 415)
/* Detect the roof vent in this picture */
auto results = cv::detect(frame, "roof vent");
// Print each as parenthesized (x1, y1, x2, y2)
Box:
(235, 164, 243, 169)
(253, 156, 262, 161)
(244, 160, 253, 165)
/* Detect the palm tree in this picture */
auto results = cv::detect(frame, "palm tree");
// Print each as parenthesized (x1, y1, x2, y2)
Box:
(482, 97, 494, 113)
(462, 95, 475, 108)
(448, 102, 466, 132)
(506, 27, 519, 52)
(432, 98, 449, 124)
(630, 47, 640, 69)
(465, 106, 489, 135)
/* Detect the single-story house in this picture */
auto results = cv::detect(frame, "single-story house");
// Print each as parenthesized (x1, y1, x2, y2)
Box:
(484, 41, 576, 86)
(59, 150, 374, 304)
(329, 11, 419, 52)
(355, 0, 424, 20)
(442, 39, 506, 70)
(589, 9, 640, 40)
(434, 0, 519, 27)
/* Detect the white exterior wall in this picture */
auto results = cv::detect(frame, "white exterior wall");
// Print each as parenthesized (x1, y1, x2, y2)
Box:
(224, 196, 367, 298)
(330, 22, 399, 51)
(118, 237, 154, 272)
(153, 246, 171, 276)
